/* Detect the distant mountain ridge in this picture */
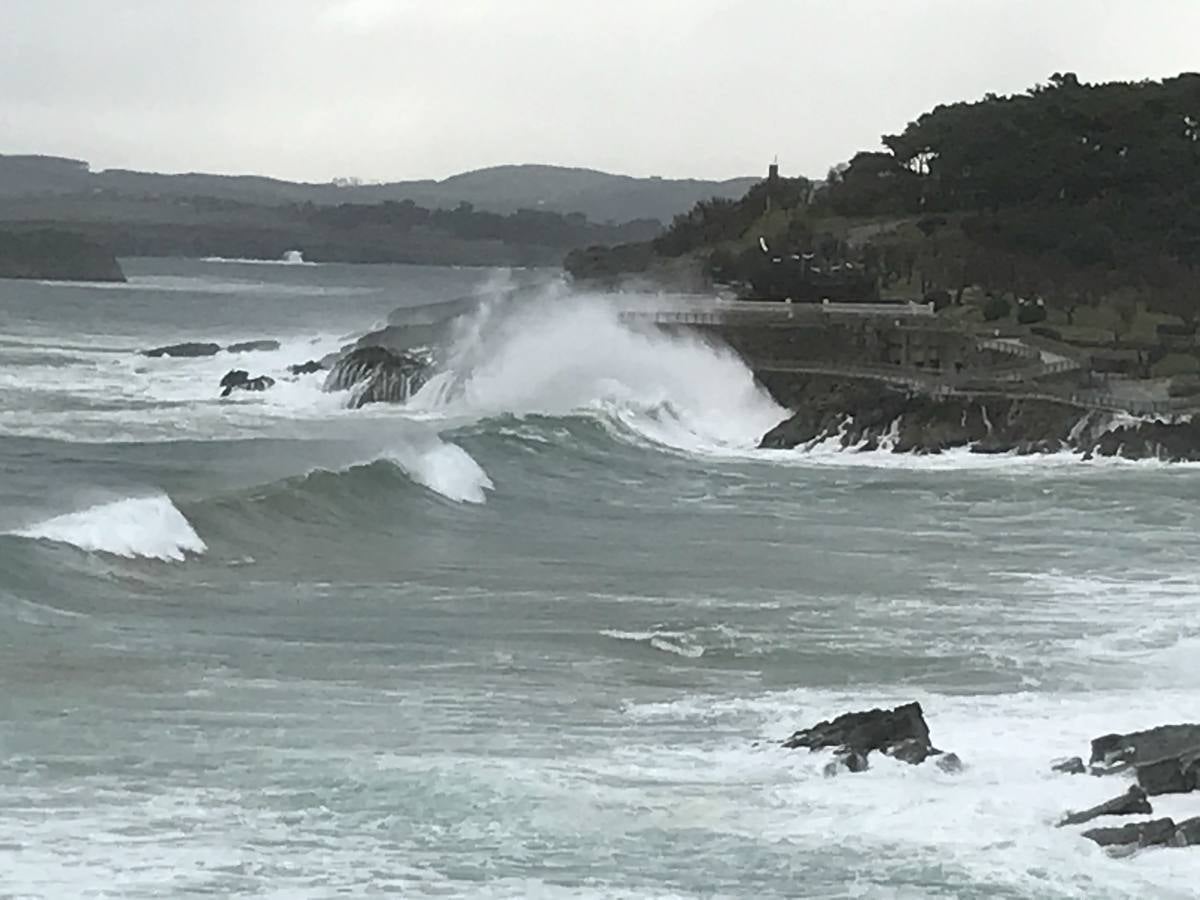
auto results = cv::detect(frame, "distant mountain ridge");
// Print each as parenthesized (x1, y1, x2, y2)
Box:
(0, 155, 759, 224)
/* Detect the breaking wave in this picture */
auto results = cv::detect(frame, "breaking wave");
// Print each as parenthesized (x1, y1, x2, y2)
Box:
(12, 495, 207, 562)
(202, 249, 317, 266)
(379, 437, 494, 504)
(412, 290, 785, 454)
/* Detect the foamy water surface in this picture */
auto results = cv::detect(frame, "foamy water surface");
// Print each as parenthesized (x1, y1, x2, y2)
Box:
(1, 259, 1198, 899)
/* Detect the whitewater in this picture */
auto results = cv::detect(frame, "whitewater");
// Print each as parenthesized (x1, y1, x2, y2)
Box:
(1, 257, 1199, 899)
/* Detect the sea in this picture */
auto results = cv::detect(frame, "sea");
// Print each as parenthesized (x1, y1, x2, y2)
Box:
(1, 257, 1199, 899)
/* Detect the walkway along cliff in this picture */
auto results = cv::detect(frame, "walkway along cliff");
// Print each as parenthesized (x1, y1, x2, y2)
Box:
(619, 302, 1200, 461)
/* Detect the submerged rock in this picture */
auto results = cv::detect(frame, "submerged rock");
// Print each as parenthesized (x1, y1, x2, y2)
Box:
(884, 737, 936, 765)
(144, 341, 221, 358)
(226, 339, 280, 353)
(1058, 786, 1152, 827)
(934, 752, 963, 774)
(288, 360, 324, 375)
(219, 369, 275, 397)
(323, 346, 431, 408)
(1051, 756, 1087, 775)
(823, 750, 870, 777)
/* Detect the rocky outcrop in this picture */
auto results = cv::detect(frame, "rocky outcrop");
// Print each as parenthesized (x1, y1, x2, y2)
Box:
(288, 360, 324, 375)
(323, 346, 431, 408)
(144, 342, 221, 358)
(0, 228, 125, 282)
(784, 702, 959, 773)
(1083, 818, 1180, 850)
(1047, 723, 1200, 854)
(1136, 751, 1200, 796)
(1051, 757, 1087, 775)
(756, 373, 1200, 461)
(1090, 725, 1200, 772)
(1058, 786, 1152, 827)
(1082, 816, 1200, 851)
(226, 339, 280, 353)
(219, 370, 275, 397)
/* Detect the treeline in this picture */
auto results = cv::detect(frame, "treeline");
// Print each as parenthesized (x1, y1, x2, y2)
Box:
(307, 199, 661, 250)
(3, 196, 664, 268)
(569, 72, 1200, 323)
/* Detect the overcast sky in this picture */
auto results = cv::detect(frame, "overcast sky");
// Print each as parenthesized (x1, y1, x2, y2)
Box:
(4, 0, 1198, 183)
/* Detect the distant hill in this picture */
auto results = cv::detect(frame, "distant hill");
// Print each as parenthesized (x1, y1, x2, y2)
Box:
(0, 156, 759, 224)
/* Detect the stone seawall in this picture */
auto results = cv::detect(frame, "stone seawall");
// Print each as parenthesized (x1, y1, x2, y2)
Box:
(655, 318, 993, 373)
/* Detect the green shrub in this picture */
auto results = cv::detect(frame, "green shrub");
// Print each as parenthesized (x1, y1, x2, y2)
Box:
(982, 295, 1012, 322)
(1017, 302, 1048, 325)
(1151, 353, 1200, 379)
(1168, 374, 1200, 397)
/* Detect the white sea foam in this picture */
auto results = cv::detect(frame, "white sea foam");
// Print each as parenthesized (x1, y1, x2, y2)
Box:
(601, 629, 707, 658)
(13, 495, 206, 561)
(412, 290, 786, 453)
(0, 332, 352, 442)
(202, 250, 318, 266)
(613, 685, 1200, 897)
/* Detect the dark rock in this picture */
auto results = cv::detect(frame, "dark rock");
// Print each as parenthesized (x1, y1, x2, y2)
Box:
(753, 374, 1200, 462)
(1082, 817, 1177, 849)
(1051, 756, 1086, 775)
(288, 360, 324, 375)
(1135, 750, 1200, 796)
(226, 339, 280, 353)
(784, 702, 931, 754)
(1058, 786, 1152, 827)
(0, 228, 126, 282)
(885, 737, 935, 765)
(783, 702, 954, 772)
(823, 750, 870, 777)
(144, 342, 221, 358)
(934, 752, 963, 774)
(1174, 816, 1200, 847)
(323, 346, 431, 409)
(1090, 760, 1133, 777)
(1090, 725, 1200, 767)
(219, 370, 275, 397)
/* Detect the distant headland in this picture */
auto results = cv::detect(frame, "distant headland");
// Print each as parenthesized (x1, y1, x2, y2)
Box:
(0, 158, 756, 268)
(0, 228, 125, 282)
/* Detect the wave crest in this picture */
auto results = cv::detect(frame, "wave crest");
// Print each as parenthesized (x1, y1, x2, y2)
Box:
(381, 439, 494, 504)
(412, 291, 784, 453)
(13, 495, 206, 561)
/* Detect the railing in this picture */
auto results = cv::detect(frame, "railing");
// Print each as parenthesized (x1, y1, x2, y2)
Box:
(976, 338, 1041, 360)
(616, 303, 1193, 416)
(617, 301, 943, 330)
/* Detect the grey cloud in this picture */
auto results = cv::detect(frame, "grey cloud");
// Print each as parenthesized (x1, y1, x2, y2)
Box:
(2, 0, 1198, 182)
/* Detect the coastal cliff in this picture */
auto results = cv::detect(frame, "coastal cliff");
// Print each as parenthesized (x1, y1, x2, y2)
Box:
(0, 229, 125, 282)
(756, 373, 1200, 461)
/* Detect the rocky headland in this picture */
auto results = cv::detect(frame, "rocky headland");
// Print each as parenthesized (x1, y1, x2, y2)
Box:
(0, 228, 125, 282)
(755, 373, 1200, 461)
